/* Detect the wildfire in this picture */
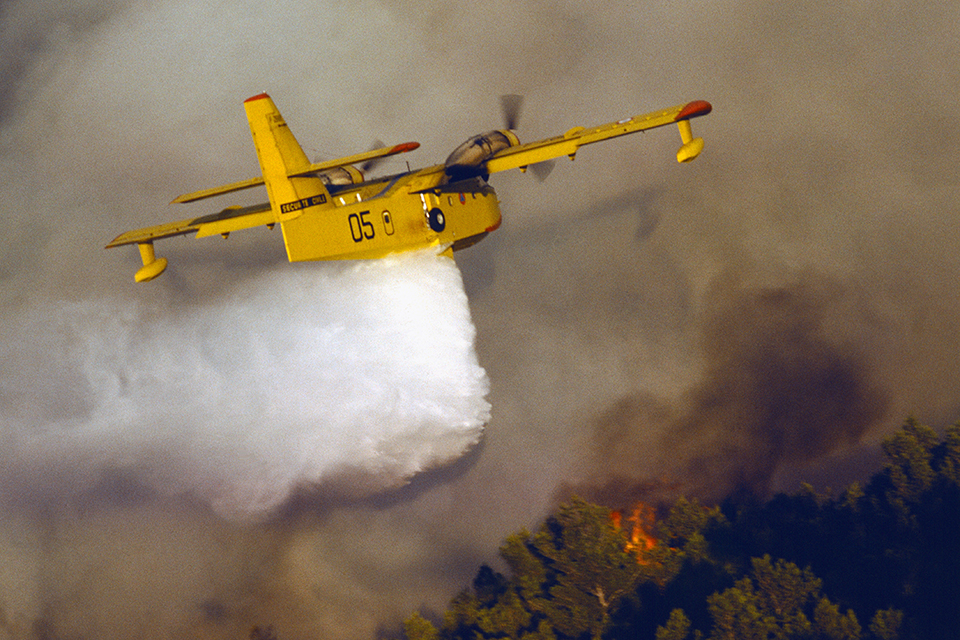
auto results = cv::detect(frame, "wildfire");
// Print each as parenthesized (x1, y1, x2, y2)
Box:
(611, 502, 658, 561)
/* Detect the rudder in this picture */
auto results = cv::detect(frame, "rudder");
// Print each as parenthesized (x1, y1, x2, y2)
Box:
(243, 93, 333, 223)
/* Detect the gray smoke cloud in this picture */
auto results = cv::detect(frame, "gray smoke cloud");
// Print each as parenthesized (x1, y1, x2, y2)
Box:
(669, 272, 892, 498)
(2, 0, 960, 637)
(567, 270, 894, 507)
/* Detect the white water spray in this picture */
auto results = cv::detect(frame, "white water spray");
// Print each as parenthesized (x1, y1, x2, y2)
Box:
(0, 251, 489, 518)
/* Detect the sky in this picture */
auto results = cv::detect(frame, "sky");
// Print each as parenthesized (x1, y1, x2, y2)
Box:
(1, 0, 959, 637)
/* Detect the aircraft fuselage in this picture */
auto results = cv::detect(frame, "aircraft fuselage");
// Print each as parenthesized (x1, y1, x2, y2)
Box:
(278, 174, 502, 262)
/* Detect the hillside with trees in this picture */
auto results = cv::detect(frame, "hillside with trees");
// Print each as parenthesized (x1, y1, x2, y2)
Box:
(402, 419, 960, 640)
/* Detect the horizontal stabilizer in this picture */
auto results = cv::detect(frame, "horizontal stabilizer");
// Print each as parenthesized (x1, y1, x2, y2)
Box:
(172, 141, 420, 204)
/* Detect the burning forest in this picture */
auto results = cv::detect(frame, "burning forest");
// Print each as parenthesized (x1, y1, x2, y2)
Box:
(404, 419, 960, 640)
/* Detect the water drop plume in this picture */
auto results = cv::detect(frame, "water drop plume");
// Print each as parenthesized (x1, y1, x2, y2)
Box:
(0, 250, 490, 519)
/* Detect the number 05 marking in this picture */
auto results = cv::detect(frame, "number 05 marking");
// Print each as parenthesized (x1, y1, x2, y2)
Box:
(349, 211, 375, 242)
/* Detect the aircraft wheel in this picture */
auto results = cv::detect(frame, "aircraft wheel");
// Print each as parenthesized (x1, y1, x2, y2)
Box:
(428, 208, 446, 232)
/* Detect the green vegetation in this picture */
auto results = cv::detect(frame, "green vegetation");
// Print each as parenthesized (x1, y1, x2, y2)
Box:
(403, 419, 960, 640)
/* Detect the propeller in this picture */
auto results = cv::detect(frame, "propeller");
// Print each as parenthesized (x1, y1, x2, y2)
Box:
(529, 160, 555, 182)
(360, 140, 387, 173)
(500, 94, 523, 130)
(313, 140, 392, 177)
(499, 93, 555, 182)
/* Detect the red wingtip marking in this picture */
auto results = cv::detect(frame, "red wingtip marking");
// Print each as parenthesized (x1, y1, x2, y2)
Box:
(244, 92, 271, 103)
(389, 141, 421, 154)
(676, 100, 713, 121)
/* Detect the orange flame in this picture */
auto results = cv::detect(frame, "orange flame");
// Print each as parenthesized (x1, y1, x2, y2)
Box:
(611, 502, 657, 562)
(626, 502, 657, 554)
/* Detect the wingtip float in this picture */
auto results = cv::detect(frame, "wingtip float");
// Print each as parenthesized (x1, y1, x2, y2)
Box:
(675, 100, 712, 163)
(134, 242, 168, 283)
(108, 93, 712, 283)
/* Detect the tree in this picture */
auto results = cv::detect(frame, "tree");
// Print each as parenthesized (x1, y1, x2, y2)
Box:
(937, 422, 960, 485)
(867, 608, 902, 640)
(705, 556, 861, 640)
(431, 497, 643, 640)
(500, 530, 548, 613)
(532, 497, 644, 639)
(813, 597, 861, 640)
(881, 417, 938, 511)
(403, 613, 439, 640)
(707, 581, 779, 640)
(656, 609, 700, 640)
(644, 498, 727, 587)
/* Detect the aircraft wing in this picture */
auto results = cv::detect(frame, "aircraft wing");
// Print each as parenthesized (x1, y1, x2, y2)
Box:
(484, 100, 712, 174)
(172, 141, 420, 204)
(105, 202, 275, 249)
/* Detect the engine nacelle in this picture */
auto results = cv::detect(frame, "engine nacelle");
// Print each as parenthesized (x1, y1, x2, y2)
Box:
(315, 164, 365, 186)
(444, 129, 521, 180)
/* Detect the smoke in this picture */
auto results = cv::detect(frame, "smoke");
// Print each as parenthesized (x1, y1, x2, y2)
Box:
(570, 271, 893, 506)
(671, 273, 891, 497)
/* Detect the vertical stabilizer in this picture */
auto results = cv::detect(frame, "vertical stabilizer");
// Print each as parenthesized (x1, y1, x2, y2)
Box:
(243, 93, 333, 223)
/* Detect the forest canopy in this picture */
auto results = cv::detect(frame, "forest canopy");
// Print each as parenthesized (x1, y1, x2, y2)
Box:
(402, 419, 960, 640)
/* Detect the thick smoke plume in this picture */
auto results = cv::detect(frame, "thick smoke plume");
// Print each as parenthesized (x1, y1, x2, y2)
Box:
(669, 273, 891, 498)
(562, 271, 892, 507)
(0, 252, 489, 518)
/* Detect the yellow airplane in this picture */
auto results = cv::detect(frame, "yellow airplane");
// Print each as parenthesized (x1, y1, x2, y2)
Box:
(107, 93, 712, 282)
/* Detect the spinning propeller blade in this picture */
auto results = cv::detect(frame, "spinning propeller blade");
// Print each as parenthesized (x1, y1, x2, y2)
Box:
(360, 140, 387, 172)
(500, 94, 523, 131)
(499, 94, 554, 181)
(530, 160, 555, 182)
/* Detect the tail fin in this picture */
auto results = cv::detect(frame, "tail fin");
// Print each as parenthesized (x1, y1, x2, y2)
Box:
(243, 93, 333, 222)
